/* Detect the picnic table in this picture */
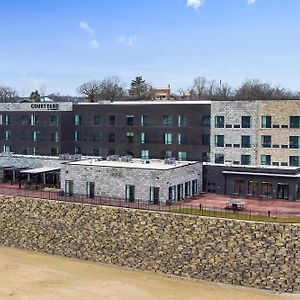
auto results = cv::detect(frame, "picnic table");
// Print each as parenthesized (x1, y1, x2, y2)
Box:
(225, 200, 245, 211)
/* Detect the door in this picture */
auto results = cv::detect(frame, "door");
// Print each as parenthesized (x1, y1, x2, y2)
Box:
(277, 184, 289, 199)
(234, 180, 245, 195)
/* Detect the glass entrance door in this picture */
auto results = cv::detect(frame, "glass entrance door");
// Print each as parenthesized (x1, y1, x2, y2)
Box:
(277, 184, 289, 199)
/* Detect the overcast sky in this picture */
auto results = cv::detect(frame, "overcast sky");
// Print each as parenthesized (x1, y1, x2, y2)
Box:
(0, 0, 299, 96)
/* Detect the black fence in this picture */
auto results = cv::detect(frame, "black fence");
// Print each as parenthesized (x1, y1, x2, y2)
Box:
(0, 185, 299, 222)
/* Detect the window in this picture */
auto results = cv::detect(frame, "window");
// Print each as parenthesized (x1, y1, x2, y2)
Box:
(241, 155, 251, 165)
(149, 187, 160, 204)
(126, 132, 134, 143)
(74, 131, 81, 141)
(289, 156, 300, 167)
(74, 115, 81, 125)
(215, 154, 224, 164)
(163, 115, 172, 125)
(241, 135, 251, 148)
(168, 186, 176, 202)
(93, 131, 101, 142)
(5, 130, 11, 141)
(32, 131, 40, 142)
(109, 115, 115, 125)
(125, 185, 135, 202)
(261, 182, 272, 197)
(141, 149, 149, 159)
(261, 135, 271, 148)
(202, 116, 210, 128)
(261, 155, 271, 165)
(21, 115, 29, 125)
(22, 147, 29, 155)
(140, 132, 147, 144)
(93, 115, 101, 125)
(4, 115, 11, 125)
(108, 132, 115, 142)
(214, 116, 224, 128)
(163, 133, 172, 144)
(51, 132, 59, 142)
(185, 181, 191, 197)
(20, 131, 27, 141)
(202, 152, 210, 162)
(241, 116, 251, 128)
(74, 146, 81, 154)
(192, 179, 198, 196)
(126, 115, 134, 126)
(163, 150, 173, 158)
(202, 134, 210, 146)
(141, 115, 149, 126)
(51, 148, 58, 156)
(248, 181, 259, 196)
(31, 115, 39, 125)
(261, 116, 272, 128)
(32, 147, 39, 155)
(178, 115, 186, 127)
(290, 116, 300, 128)
(178, 133, 187, 145)
(178, 151, 187, 161)
(214, 135, 224, 147)
(50, 115, 58, 125)
(177, 184, 184, 200)
(93, 148, 102, 156)
(289, 136, 300, 149)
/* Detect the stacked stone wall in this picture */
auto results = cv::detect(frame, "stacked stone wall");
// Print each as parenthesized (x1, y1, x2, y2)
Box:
(0, 195, 299, 292)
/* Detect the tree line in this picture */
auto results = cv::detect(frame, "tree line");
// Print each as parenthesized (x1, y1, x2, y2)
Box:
(0, 75, 299, 102)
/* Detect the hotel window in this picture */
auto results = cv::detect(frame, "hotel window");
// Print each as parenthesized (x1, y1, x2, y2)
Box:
(261, 154, 271, 165)
(248, 181, 259, 196)
(74, 115, 81, 125)
(140, 132, 147, 144)
(93, 148, 102, 156)
(3, 145, 11, 152)
(163, 133, 172, 144)
(51, 132, 59, 142)
(214, 116, 224, 128)
(178, 151, 187, 161)
(178, 133, 187, 145)
(289, 156, 300, 167)
(32, 131, 40, 142)
(241, 116, 251, 128)
(141, 115, 149, 126)
(126, 115, 134, 126)
(241, 135, 251, 148)
(178, 115, 187, 127)
(31, 114, 39, 125)
(164, 150, 173, 158)
(214, 135, 224, 147)
(125, 185, 135, 202)
(202, 152, 210, 162)
(185, 181, 191, 197)
(4, 115, 11, 125)
(50, 115, 58, 125)
(149, 187, 160, 204)
(290, 116, 300, 128)
(215, 154, 224, 164)
(168, 186, 176, 202)
(261, 135, 271, 148)
(192, 179, 198, 196)
(202, 134, 210, 146)
(93, 131, 102, 142)
(241, 155, 251, 165)
(74, 131, 81, 141)
(163, 115, 172, 125)
(261, 182, 272, 197)
(108, 132, 115, 142)
(93, 115, 101, 125)
(74, 146, 81, 154)
(5, 130, 11, 141)
(21, 115, 29, 125)
(32, 147, 39, 155)
(141, 149, 149, 159)
(202, 116, 211, 128)
(126, 132, 134, 143)
(51, 148, 58, 156)
(0, 114, 2, 125)
(289, 136, 300, 149)
(261, 116, 272, 128)
(109, 115, 115, 125)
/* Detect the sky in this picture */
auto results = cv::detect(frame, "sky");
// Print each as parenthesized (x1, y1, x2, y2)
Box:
(0, 0, 299, 96)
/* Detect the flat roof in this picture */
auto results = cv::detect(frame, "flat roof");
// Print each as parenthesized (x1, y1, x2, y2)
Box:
(222, 170, 300, 178)
(76, 100, 211, 105)
(20, 166, 60, 174)
(66, 159, 199, 170)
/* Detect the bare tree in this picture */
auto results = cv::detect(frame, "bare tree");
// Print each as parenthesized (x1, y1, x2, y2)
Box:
(77, 80, 101, 102)
(0, 86, 17, 103)
(99, 76, 126, 102)
(192, 76, 207, 100)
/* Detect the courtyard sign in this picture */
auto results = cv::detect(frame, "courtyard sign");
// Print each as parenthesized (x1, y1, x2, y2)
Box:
(30, 103, 59, 110)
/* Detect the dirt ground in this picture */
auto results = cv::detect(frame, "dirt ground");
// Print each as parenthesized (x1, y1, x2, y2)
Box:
(0, 246, 298, 300)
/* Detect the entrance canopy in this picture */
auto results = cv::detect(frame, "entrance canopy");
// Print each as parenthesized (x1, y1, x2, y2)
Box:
(20, 166, 60, 175)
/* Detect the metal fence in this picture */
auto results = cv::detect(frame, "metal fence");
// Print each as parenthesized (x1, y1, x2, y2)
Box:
(0, 185, 299, 222)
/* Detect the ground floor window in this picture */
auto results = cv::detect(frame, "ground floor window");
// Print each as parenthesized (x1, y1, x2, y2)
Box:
(215, 154, 224, 164)
(248, 180, 259, 196)
(234, 180, 245, 195)
(168, 185, 176, 202)
(141, 149, 149, 159)
(177, 184, 183, 200)
(261, 182, 272, 197)
(178, 151, 187, 161)
(191, 179, 198, 196)
(277, 183, 289, 199)
(65, 180, 74, 196)
(125, 185, 135, 202)
(185, 181, 191, 197)
(149, 187, 160, 204)
(86, 182, 95, 198)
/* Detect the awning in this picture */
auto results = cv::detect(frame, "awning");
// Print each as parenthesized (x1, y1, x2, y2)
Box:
(20, 167, 61, 175)
(0, 166, 14, 170)
(4, 166, 30, 171)
(222, 170, 300, 178)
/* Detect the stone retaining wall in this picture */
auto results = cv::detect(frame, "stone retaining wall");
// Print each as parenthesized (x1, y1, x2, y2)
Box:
(0, 195, 299, 292)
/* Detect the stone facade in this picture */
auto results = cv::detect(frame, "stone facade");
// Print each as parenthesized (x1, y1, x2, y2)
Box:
(210, 100, 259, 165)
(258, 100, 300, 166)
(0, 195, 299, 292)
(61, 159, 202, 203)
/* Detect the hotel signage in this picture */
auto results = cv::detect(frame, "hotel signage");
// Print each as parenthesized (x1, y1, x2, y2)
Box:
(30, 103, 59, 110)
